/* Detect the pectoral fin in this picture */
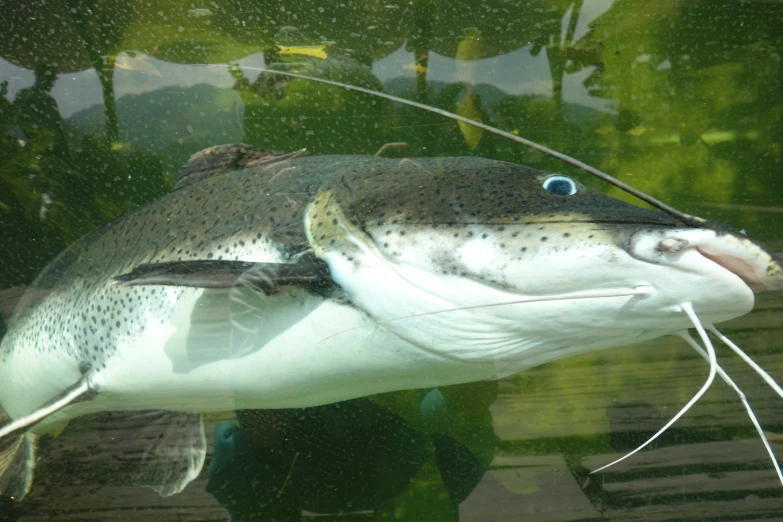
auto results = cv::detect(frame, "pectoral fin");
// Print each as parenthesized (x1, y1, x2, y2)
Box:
(113, 260, 333, 293)
(175, 144, 307, 190)
(118, 260, 337, 371)
(157, 262, 328, 372)
(97, 411, 206, 497)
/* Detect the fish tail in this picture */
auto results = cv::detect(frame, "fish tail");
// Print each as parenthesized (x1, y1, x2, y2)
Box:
(0, 432, 37, 501)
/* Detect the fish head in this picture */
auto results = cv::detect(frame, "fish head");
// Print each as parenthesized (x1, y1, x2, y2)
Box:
(306, 156, 783, 372)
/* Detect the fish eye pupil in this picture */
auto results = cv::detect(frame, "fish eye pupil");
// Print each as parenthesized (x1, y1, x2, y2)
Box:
(543, 175, 577, 196)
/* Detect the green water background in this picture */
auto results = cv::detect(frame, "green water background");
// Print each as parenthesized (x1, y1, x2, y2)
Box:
(1, 0, 783, 520)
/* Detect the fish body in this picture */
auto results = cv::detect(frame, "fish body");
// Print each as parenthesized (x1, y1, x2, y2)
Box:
(0, 153, 781, 496)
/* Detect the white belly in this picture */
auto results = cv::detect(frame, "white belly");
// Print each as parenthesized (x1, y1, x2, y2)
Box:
(85, 286, 503, 415)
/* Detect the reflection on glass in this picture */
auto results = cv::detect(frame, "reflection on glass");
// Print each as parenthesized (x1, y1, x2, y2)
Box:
(1, 0, 783, 520)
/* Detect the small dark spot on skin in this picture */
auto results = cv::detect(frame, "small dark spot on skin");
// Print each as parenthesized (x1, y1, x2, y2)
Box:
(588, 234, 594, 239)
(541, 237, 548, 241)
(521, 247, 527, 252)
(481, 233, 488, 239)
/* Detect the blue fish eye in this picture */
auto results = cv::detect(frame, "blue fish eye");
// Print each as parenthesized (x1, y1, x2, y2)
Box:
(542, 175, 577, 196)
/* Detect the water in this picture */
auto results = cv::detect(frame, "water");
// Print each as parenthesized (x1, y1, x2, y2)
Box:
(1, 0, 783, 519)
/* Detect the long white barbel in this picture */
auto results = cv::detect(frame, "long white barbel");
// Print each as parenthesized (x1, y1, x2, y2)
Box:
(709, 325, 783, 400)
(317, 286, 654, 345)
(681, 331, 783, 486)
(591, 302, 717, 474)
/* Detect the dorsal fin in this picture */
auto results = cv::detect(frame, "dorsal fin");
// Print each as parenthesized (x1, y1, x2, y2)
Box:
(176, 144, 310, 189)
(176, 144, 281, 189)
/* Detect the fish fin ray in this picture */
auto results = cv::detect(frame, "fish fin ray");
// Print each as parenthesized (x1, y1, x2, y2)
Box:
(97, 411, 206, 497)
(174, 278, 324, 371)
(175, 144, 288, 190)
(113, 260, 333, 292)
(122, 261, 335, 371)
(0, 378, 95, 440)
(0, 433, 37, 501)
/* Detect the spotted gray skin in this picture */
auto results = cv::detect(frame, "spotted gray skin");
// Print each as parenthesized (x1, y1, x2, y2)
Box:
(2, 154, 781, 424)
(305, 155, 681, 283)
(1, 155, 318, 369)
(306, 157, 783, 291)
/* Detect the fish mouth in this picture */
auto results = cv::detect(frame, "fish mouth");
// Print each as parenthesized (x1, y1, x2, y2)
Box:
(629, 227, 783, 293)
(696, 248, 766, 292)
